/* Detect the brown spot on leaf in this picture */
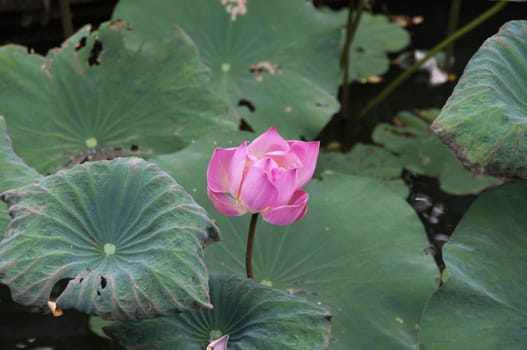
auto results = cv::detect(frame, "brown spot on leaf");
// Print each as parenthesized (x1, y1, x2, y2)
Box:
(249, 61, 280, 82)
(47, 301, 63, 317)
(62, 145, 152, 168)
(109, 19, 133, 30)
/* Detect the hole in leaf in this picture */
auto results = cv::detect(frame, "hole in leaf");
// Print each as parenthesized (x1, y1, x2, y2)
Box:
(100, 276, 107, 290)
(315, 102, 330, 109)
(49, 277, 73, 301)
(354, 46, 365, 53)
(239, 118, 254, 132)
(238, 98, 256, 112)
(130, 144, 139, 152)
(75, 36, 87, 51)
(88, 39, 103, 66)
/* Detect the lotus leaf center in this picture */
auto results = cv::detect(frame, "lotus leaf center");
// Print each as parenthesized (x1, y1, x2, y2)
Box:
(260, 279, 272, 287)
(104, 243, 116, 256)
(210, 329, 223, 339)
(221, 63, 231, 72)
(85, 137, 98, 148)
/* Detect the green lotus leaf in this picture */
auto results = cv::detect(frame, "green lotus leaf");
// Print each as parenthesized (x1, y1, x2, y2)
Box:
(0, 116, 43, 236)
(0, 157, 220, 321)
(344, 12, 410, 81)
(0, 20, 234, 174)
(373, 110, 499, 194)
(105, 274, 331, 349)
(316, 143, 408, 197)
(112, 0, 341, 140)
(431, 20, 527, 180)
(418, 183, 527, 349)
(153, 133, 438, 349)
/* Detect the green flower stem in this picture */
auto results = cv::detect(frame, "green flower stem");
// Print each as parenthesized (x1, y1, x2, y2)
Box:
(340, 0, 365, 118)
(444, 0, 462, 71)
(357, 0, 507, 119)
(58, 0, 73, 38)
(246, 213, 259, 279)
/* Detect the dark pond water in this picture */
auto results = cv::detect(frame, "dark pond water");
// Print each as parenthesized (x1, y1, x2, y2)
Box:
(0, 0, 526, 348)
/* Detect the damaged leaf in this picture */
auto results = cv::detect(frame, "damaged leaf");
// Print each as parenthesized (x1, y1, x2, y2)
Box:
(0, 116, 43, 236)
(431, 20, 527, 180)
(0, 157, 220, 320)
(0, 20, 235, 174)
(112, 0, 341, 139)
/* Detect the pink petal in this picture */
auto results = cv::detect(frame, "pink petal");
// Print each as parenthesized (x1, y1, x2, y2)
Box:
(207, 189, 247, 216)
(262, 190, 309, 226)
(288, 141, 320, 187)
(266, 150, 302, 170)
(250, 158, 296, 203)
(228, 141, 250, 197)
(207, 147, 237, 193)
(248, 127, 289, 158)
(270, 167, 297, 205)
(238, 161, 279, 212)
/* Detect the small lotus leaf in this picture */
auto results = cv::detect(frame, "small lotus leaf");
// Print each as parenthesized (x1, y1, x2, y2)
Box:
(0, 20, 234, 174)
(0, 157, 220, 320)
(419, 183, 527, 349)
(431, 20, 527, 180)
(344, 12, 410, 81)
(105, 274, 331, 349)
(112, 0, 341, 139)
(373, 110, 499, 194)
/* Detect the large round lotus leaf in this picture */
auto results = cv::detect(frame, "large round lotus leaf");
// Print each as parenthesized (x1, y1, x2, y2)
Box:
(431, 20, 527, 180)
(344, 12, 409, 81)
(112, 0, 341, 140)
(105, 274, 331, 349)
(373, 110, 499, 194)
(152, 134, 438, 349)
(0, 20, 234, 174)
(418, 183, 527, 349)
(0, 157, 220, 320)
(0, 116, 43, 236)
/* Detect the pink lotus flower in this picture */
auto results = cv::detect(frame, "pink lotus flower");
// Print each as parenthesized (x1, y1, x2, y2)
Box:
(206, 127, 319, 226)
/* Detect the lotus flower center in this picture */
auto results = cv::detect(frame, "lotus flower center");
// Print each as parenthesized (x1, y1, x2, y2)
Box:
(104, 243, 116, 255)
(85, 137, 98, 148)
